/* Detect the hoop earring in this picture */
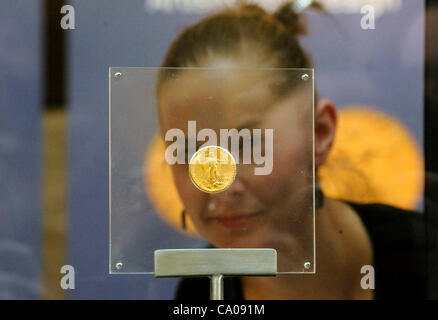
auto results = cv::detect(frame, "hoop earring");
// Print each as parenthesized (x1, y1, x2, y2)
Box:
(181, 209, 187, 230)
(315, 183, 324, 209)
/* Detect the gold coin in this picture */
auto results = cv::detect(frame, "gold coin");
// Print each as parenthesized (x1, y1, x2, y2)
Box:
(189, 146, 236, 193)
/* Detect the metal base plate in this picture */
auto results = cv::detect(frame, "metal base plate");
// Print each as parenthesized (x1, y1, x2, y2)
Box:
(154, 248, 277, 277)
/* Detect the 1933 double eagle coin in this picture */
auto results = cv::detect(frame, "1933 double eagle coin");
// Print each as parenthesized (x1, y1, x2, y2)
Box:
(189, 146, 236, 193)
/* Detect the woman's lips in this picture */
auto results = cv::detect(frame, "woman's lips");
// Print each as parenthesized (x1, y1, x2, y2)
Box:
(209, 210, 264, 230)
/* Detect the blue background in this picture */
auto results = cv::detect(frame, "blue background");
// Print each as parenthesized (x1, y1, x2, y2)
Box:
(0, 0, 42, 299)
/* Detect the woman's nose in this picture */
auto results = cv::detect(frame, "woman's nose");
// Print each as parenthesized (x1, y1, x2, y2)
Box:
(213, 177, 246, 206)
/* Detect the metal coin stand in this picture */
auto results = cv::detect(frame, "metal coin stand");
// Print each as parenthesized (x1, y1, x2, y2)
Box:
(154, 249, 277, 300)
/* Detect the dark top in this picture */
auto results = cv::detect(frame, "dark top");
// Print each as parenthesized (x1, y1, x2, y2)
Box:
(175, 202, 428, 300)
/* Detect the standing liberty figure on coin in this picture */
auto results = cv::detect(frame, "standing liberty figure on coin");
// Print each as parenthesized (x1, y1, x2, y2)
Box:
(206, 152, 224, 188)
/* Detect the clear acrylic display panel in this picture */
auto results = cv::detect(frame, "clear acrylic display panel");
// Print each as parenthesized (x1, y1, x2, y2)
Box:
(109, 67, 315, 274)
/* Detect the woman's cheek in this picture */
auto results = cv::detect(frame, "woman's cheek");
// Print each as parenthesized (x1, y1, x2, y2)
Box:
(244, 133, 306, 205)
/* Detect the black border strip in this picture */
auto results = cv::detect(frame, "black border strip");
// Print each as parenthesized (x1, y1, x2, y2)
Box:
(425, 0, 438, 299)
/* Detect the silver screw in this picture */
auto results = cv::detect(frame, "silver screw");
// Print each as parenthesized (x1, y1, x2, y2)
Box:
(115, 262, 123, 270)
(114, 72, 122, 79)
(301, 73, 310, 81)
(304, 262, 311, 270)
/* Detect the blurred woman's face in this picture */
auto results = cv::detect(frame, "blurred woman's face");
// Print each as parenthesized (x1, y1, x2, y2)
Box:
(158, 67, 314, 254)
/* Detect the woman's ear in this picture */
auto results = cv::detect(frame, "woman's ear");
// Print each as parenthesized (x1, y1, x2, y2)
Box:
(315, 99, 337, 167)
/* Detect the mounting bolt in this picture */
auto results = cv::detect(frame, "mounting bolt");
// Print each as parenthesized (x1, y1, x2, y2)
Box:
(114, 72, 122, 79)
(301, 73, 310, 81)
(115, 262, 123, 270)
(304, 262, 311, 270)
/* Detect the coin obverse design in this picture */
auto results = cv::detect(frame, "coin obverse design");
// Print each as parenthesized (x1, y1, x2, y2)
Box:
(189, 146, 237, 193)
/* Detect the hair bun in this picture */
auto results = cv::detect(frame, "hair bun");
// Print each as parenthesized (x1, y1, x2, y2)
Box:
(274, 1, 323, 36)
